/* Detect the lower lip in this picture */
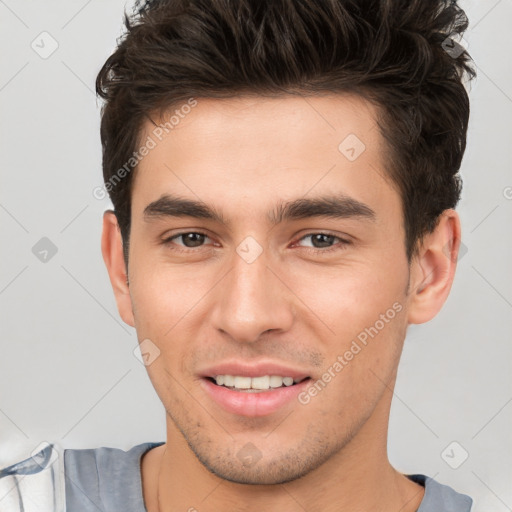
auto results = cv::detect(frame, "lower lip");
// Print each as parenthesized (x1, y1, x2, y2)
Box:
(200, 378, 311, 417)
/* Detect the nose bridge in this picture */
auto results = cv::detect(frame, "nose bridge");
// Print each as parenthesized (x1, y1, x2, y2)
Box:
(212, 244, 294, 342)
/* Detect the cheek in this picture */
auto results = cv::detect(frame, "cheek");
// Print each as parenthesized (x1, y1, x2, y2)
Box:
(287, 258, 408, 398)
(129, 266, 192, 398)
(301, 308, 406, 424)
(128, 261, 217, 382)
(287, 258, 408, 339)
(129, 259, 201, 328)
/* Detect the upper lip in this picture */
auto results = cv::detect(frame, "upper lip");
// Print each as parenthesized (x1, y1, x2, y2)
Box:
(198, 360, 311, 380)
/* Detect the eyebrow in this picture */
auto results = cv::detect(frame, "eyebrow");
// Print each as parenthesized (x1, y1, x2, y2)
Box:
(143, 193, 376, 226)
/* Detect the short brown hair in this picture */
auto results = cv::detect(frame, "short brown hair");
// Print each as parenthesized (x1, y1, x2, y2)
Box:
(96, 0, 475, 265)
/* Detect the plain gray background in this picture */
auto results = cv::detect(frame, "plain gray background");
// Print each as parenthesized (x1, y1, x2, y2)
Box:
(0, 1, 510, 510)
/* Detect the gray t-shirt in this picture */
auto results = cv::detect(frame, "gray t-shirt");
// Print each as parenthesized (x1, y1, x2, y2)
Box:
(64, 442, 473, 511)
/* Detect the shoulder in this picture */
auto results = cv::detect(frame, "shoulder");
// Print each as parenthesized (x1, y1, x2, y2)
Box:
(408, 474, 473, 512)
(64, 441, 164, 512)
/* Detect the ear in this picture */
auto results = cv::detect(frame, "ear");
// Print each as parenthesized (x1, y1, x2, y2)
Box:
(407, 209, 461, 325)
(101, 210, 135, 327)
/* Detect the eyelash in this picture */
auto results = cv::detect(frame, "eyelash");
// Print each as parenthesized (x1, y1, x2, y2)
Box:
(296, 233, 351, 253)
(161, 231, 351, 255)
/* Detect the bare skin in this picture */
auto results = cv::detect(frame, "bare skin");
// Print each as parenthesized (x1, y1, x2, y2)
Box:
(102, 94, 461, 512)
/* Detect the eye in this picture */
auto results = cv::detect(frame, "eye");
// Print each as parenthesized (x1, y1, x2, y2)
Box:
(295, 232, 350, 253)
(163, 231, 213, 249)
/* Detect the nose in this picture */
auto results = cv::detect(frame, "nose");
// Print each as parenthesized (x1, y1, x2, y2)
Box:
(211, 247, 295, 343)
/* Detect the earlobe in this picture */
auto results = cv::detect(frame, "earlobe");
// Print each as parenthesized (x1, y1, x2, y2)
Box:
(407, 210, 461, 325)
(101, 210, 135, 327)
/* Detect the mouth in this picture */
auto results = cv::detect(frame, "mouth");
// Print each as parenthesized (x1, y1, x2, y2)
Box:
(199, 372, 312, 417)
(197, 361, 313, 416)
(205, 374, 311, 392)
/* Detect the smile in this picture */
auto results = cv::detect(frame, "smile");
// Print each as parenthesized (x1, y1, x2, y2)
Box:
(201, 375, 312, 416)
(210, 374, 308, 391)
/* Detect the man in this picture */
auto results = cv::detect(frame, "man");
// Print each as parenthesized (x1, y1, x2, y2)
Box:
(2, 0, 476, 510)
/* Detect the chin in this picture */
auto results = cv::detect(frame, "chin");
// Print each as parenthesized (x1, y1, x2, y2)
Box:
(187, 434, 341, 486)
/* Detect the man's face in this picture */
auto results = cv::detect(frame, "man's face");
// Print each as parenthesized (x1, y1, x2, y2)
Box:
(126, 95, 412, 484)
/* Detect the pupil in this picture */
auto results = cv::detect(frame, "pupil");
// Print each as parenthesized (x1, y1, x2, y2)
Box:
(183, 233, 205, 247)
(313, 234, 334, 248)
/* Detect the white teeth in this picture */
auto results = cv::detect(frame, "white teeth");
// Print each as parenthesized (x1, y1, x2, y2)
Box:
(269, 375, 284, 388)
(213, 375, 301, 391)
(251, 375, 270, 389)
(234, 376, 251, 389)
(223, 375, 235, 386)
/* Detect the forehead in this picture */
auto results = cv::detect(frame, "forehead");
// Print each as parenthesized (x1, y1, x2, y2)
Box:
(131, 94, 398, 224)
(140, 94, 380, 160)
